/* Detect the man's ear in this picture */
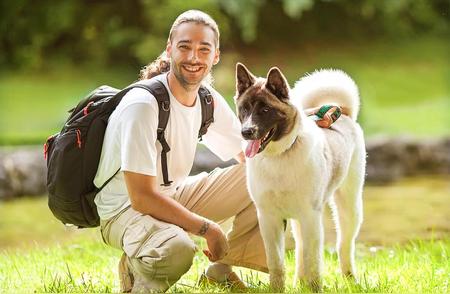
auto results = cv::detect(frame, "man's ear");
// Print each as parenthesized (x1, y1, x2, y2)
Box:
(213, 48, 220, 65)
(265, 67, 290, 100)
(236, 63, 255, 96)
(166, 41, 172, 56)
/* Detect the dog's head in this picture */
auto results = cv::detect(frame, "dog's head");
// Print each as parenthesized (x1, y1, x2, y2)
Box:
(234, 63, 297, 158)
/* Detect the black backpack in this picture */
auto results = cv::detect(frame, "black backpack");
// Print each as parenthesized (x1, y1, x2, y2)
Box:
(44, 79, 214, 228)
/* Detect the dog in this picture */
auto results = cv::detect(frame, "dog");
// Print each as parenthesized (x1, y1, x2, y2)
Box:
(234, 63, 366, 291)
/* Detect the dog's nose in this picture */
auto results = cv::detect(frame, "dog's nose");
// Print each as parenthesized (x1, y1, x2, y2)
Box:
(241, 127, 256, 139)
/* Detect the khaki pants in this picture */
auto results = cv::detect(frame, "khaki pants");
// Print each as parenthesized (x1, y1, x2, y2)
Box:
(100, 164, 267, 292)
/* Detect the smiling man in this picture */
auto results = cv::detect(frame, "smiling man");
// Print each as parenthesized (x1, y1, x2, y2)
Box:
(94, 10, 268, 292)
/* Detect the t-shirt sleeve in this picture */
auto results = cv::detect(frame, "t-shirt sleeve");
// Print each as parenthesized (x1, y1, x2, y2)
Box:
(118, 102, 158, 176)
(201, 86, 243, 161)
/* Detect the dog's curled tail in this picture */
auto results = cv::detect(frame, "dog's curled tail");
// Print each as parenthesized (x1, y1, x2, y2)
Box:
(292, 69, 360, 120)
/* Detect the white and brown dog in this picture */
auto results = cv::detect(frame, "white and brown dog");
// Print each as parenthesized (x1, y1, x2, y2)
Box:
(234, 63, 366, 291)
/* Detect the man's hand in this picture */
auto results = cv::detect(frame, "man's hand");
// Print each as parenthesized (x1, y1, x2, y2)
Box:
(234, 151, 245, 163)
(202, 222, 229, 262)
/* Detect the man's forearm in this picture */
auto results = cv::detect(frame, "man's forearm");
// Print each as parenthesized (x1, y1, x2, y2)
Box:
(123, 171, 228, 261)
(130, 190, 206, 235)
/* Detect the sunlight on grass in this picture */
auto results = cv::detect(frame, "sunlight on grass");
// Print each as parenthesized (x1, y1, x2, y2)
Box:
(0, 238, 448, 293)
(0, 196, 98, 249)
(0, 177, 449, 292)
(0, 66, 136, 145)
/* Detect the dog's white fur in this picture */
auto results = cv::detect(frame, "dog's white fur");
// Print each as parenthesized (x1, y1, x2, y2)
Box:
(246, 69, 366, 291)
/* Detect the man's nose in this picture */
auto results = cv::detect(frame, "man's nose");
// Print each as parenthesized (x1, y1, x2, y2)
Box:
(241, 127, 256, 139)
(188, 50, 199, 63)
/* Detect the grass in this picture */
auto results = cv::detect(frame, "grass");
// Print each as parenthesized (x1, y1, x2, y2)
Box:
(0, 36, 448, 145)
(0, 176, 449, 292)
(0, 65, 137, 145)
(0, 238, 448, 293)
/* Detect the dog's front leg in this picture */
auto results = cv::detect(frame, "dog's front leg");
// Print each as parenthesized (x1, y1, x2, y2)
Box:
(300, 207, 324, 291)
(258, 209, 286, 292)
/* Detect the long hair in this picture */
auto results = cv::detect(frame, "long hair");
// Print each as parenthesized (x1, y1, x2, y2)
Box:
(139, 10, 220, 82)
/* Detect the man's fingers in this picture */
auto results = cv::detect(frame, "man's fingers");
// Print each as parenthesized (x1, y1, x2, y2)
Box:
(203, 249, 211, 259)
(203, 249, 217, 262)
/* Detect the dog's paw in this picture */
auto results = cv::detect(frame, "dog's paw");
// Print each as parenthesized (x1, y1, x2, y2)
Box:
(308, 278, 323, 293)
(343, 270, 359, 284)
(270, 270, 285, 292)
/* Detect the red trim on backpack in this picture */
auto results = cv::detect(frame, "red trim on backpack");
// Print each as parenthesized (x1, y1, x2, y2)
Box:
(83, 101, 94, 116)
(76, 129, 82, 148)
(43, 135, 54, 160)
(43, 142, 48, 160)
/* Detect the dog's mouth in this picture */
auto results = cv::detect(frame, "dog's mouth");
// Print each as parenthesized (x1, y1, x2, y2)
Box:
(245, 127, 276, 158)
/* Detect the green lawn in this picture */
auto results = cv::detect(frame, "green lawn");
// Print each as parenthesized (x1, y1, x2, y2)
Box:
(0, 37, 448, 145)
(1, 237, 448, 293)
(1, 176, 449, 292)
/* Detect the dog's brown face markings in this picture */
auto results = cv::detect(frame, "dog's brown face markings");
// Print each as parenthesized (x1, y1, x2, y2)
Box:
(234, 63, 297, 158)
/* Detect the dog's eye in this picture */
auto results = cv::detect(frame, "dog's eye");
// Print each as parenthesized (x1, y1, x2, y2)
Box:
(261, 107, 270, 113)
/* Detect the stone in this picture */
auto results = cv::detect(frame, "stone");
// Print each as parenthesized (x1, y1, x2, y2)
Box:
(0, 137, 449, 200)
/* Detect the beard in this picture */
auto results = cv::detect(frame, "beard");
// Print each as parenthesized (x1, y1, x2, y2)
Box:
(171, 61, 209, 90)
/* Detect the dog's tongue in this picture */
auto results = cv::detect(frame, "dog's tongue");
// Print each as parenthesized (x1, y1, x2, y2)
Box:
(245, 139, 261, 158)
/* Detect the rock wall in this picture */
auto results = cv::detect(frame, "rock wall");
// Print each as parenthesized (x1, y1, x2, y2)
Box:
(1, 137, 449, 200)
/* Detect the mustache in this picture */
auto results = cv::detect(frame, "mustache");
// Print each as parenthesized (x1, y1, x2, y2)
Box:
(181, 62, 206, 67)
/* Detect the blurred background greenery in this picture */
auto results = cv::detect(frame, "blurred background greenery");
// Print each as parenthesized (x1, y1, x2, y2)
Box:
(0, 2, 449, 292)
(0, 0, 449, 254)
(0, 0, 448, 144)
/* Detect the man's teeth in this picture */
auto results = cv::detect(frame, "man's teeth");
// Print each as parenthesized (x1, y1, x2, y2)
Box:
(183, 65, 201, 72)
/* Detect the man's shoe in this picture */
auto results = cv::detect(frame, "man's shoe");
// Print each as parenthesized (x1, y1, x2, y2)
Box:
(118, 253, 134, 293)
(198, 271, 247, 291)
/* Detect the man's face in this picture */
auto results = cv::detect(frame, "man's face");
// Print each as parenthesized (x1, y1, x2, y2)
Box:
(166, 22, 220, 88)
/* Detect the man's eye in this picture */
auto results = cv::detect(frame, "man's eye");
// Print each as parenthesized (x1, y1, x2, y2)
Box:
(200, 48, 211, 53)
(179, 45, 190, 49)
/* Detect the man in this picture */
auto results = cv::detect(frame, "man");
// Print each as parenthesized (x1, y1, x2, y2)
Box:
(94, 10, 340, 292)
(94, 10, 267, 292)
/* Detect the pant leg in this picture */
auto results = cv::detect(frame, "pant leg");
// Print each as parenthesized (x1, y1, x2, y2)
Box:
(101, 206, 197, 292)
(173, 163, 268, 273)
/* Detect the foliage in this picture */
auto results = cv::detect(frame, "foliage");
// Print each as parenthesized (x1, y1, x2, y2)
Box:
(0, 0, 447, 70)
(0, 0, 231, 70)
(214, 0, 265, 43)
(217, 0, 448, 43)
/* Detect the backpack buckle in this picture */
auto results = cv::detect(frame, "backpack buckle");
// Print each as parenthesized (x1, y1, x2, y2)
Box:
(160, 181, 173, 187)
(205, 94, 213, 105)
(161, 101, 170, 111)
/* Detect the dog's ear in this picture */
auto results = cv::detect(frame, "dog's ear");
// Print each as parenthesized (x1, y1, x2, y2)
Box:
(266, 67, 289, 100)
(236, 63, 255, 97)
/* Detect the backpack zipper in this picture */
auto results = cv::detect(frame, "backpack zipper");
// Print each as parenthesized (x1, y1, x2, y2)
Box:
(83, 101, 94, 116)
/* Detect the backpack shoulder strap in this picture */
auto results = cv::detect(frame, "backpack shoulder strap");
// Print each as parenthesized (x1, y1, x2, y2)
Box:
(135, 80, 172, 186)
(198, 86, 214, 140)
(106, 81, 214, 188)
(118, 80, 173, 187)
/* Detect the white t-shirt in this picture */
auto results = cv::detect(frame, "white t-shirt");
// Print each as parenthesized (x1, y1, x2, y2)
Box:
(93, 73, 243, 220)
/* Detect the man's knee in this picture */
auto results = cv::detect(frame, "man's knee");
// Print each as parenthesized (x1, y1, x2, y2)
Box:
(130, 227, 196, 282)
(164, 231, 197, 280)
